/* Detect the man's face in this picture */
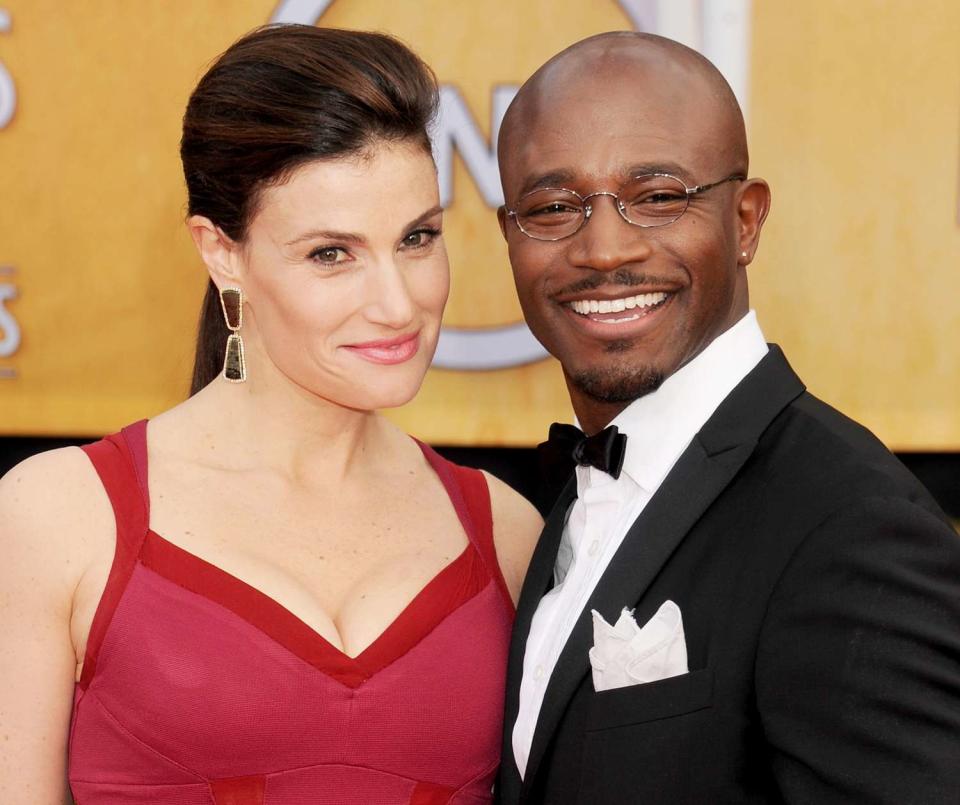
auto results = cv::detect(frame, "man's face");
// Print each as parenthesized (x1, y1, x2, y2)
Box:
(499, 72, 753, 411)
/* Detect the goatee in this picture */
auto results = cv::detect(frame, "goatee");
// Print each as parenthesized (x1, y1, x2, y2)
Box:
(570, 364, 666, 404)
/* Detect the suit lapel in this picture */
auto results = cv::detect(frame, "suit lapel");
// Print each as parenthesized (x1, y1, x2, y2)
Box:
(499, 478, 577, 804)
(520, 346, 806, 795)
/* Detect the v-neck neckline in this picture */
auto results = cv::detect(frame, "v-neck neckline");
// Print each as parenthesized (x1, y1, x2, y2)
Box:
(127, 420, 488, 688)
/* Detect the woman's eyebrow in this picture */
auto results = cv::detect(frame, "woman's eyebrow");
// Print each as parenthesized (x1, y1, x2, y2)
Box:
(284, 229, 366, 247)
(283, 205, 443, 248)
(404, 204, 443, 229)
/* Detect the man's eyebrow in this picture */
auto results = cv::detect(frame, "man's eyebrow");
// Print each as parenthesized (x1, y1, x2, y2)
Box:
(624, 162, 695, 182)
(516, 162, 696, 199)
(518, 170, 577, 197)
(283, 204, 443, 248)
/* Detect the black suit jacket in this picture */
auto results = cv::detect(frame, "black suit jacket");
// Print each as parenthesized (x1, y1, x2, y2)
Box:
(498, 346, 960, 804)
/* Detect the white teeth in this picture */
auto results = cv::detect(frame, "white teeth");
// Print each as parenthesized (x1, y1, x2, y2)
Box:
(569, 292, 668, 317)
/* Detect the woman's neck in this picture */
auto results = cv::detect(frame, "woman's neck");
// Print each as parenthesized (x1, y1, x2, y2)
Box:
(164, 373, 389, 488)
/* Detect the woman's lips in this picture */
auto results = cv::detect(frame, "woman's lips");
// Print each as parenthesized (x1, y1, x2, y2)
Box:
(343, 332, 421, 365)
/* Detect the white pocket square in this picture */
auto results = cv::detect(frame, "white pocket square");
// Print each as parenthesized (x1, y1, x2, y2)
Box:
(588, 600, 688, 692)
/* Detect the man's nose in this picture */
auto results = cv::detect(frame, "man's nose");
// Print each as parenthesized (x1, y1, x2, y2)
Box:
(568, 195, 654, 272)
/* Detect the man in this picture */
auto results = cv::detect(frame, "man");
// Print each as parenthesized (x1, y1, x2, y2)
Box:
(495, 32, 960, 804)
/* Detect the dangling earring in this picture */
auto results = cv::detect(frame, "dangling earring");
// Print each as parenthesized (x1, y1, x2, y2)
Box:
(219, 287, 246, 383)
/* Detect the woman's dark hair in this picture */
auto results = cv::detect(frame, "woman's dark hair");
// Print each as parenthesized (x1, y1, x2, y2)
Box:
(181, 24, 439, 393)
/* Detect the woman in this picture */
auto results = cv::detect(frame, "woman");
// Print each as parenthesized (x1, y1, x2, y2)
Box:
(0, 25, 541, 804)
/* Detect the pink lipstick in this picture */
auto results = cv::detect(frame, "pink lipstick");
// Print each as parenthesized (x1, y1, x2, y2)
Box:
(343, 331, 421, 365)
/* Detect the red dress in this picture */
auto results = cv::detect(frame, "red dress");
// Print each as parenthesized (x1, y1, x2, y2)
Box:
(68, 421, 514, 804)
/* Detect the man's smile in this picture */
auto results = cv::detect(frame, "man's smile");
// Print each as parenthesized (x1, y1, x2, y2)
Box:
(558, 290, 676, 336)
(566, 291, 670, 318)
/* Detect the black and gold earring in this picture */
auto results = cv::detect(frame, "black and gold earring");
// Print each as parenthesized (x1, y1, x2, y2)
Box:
(219, 287, 246, 382)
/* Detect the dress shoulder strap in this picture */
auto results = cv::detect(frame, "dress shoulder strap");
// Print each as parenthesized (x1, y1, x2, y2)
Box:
(77, 419, 150, 689)
(418, 442, 514, 612)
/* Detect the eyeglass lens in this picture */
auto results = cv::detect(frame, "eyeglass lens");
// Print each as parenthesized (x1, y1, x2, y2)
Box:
(515, 174, 690, 240)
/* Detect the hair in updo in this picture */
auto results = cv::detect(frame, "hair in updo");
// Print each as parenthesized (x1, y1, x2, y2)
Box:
(180, 24, 439, 393)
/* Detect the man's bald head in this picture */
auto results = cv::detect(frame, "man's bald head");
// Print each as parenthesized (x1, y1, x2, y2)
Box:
(498, 32, 748, 186)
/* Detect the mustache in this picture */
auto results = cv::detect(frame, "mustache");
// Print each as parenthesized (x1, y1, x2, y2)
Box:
(556, 270, 677, 296)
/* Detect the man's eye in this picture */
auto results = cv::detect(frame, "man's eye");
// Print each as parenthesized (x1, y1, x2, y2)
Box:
(529, 203, 579, 217)
(309, 246, 349, 264)
(639, 191, 685, 205)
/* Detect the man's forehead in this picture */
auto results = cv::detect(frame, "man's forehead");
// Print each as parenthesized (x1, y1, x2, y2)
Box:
(503, 95, 718, 195)
(499, 34, 747, 194)
(511, 39, 709, 129)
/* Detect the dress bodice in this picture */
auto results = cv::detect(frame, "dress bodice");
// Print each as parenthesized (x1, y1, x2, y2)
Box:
(69, 421, 514, 805)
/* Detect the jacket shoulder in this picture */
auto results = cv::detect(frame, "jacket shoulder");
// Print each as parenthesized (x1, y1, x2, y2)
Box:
(748, 391, 947, 525)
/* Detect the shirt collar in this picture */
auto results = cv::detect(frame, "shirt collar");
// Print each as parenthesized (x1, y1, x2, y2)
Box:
(577, 311, 769, 494)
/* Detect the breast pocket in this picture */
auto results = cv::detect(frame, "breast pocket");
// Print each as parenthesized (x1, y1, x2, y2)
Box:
(586, 667, 714, 731)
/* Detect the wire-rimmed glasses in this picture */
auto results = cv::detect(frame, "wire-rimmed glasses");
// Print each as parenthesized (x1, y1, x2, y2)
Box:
(505, 173, 746, 241)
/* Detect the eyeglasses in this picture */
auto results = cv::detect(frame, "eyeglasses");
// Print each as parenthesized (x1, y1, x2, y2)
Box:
(505, 173, 746, 241)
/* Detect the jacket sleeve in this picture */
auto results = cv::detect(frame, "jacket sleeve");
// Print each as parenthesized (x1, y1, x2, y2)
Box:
(755, 496, 960, 803)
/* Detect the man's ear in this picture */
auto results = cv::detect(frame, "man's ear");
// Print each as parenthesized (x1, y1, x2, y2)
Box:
(497, 206, 509, 241)
(186, 215, 242, 289)
(735, 179, 771, 263)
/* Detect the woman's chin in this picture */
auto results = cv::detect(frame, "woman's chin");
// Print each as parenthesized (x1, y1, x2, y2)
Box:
(368, 378, 429, 411)
(338, 351, 435, 411)
(320, 372, 430, 413)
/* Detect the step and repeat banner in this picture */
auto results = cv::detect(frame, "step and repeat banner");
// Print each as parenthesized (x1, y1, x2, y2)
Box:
(0, 1, 958, 447)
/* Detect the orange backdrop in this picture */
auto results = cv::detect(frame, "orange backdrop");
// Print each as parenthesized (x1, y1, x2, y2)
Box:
(0, 1, 958, 448)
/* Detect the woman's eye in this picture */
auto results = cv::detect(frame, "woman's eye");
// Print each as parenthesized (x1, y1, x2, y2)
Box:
(402, 228, 439, 248)
(309, 246, 349, 265)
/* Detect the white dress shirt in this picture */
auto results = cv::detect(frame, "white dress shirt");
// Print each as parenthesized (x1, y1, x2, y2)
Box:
(512, 311, 769, 778)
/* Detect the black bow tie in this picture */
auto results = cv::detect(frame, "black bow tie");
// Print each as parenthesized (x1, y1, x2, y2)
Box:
(538, 422, 628, 482)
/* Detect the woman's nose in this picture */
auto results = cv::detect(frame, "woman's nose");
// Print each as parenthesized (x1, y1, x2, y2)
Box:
(364, 260, 416, 328)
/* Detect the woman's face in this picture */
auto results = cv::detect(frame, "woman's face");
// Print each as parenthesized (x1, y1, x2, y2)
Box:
(236, 140, 449, 411)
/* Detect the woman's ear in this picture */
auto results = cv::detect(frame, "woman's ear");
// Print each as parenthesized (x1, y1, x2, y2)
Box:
(187, 215, 242, 289)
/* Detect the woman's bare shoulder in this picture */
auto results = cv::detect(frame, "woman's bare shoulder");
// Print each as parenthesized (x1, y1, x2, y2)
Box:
(482, 471, 543, 604)
(0, 446, 114, 587)
(0, 448, 113, 801)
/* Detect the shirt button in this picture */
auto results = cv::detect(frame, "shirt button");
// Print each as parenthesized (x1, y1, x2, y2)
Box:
(588, 540, 600, 556)
(534, 665, 545, 680)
